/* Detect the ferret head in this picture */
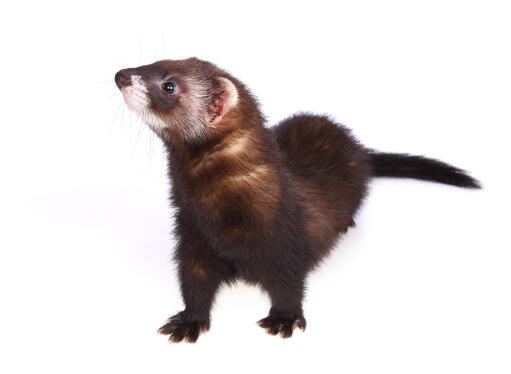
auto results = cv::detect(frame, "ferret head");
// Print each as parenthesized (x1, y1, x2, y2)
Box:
(115, 57, 239, 142)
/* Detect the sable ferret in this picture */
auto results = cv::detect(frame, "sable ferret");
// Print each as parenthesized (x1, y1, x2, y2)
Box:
(114, 57, 480, 343)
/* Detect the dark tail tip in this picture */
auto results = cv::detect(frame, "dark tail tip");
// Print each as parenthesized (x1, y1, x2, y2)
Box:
(371, 151, 482, 189)
(437, 169, 482, 189)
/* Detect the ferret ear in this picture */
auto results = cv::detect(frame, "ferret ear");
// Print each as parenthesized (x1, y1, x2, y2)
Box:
(209, 77, 239, 125)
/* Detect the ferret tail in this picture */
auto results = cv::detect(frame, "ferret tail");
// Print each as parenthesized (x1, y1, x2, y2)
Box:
(369, 151, 481, 189)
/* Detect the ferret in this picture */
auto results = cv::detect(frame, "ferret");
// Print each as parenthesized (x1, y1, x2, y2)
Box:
(114, 57, 480, 343)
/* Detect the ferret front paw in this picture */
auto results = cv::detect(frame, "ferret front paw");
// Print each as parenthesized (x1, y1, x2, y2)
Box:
(257, 312, 306, 338)
(157, 311, 210, 343)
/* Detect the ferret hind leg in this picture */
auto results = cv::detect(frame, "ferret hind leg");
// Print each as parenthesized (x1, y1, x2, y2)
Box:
(257, 273, 307, 338)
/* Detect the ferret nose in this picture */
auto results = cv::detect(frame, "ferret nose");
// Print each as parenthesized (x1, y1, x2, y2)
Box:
(115, 70, 131, 89)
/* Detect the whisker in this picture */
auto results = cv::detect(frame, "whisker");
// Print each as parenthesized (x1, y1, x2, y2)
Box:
(110, 100, 123, 134)
(107, 91, 121, 98)
(120, 103, 126, 140)
(133, 115, 143, 153)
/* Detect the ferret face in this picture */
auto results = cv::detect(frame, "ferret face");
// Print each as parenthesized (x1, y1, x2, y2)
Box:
(115, 58, 238, 142)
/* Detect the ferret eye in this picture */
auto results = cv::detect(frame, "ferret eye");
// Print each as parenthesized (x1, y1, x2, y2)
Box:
(163, 81, 177, 94)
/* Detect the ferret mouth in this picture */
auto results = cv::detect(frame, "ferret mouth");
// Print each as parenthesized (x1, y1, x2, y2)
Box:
(115, 70, 169, 133)
(116, 74, 150, 115)
(121, 88, 148, 114)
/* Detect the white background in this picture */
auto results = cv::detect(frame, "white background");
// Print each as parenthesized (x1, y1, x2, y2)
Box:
(1, 1, 510, 373)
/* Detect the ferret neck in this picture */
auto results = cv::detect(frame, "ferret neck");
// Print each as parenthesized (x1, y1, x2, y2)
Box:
(163, 96, 267, 166)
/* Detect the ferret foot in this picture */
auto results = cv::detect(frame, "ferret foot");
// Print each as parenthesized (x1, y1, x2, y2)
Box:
(257, 313, 306, 338)
(158, 311, 210, 343)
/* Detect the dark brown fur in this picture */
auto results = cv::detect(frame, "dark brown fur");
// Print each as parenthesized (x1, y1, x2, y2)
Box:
(115, 58, 480, 342)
